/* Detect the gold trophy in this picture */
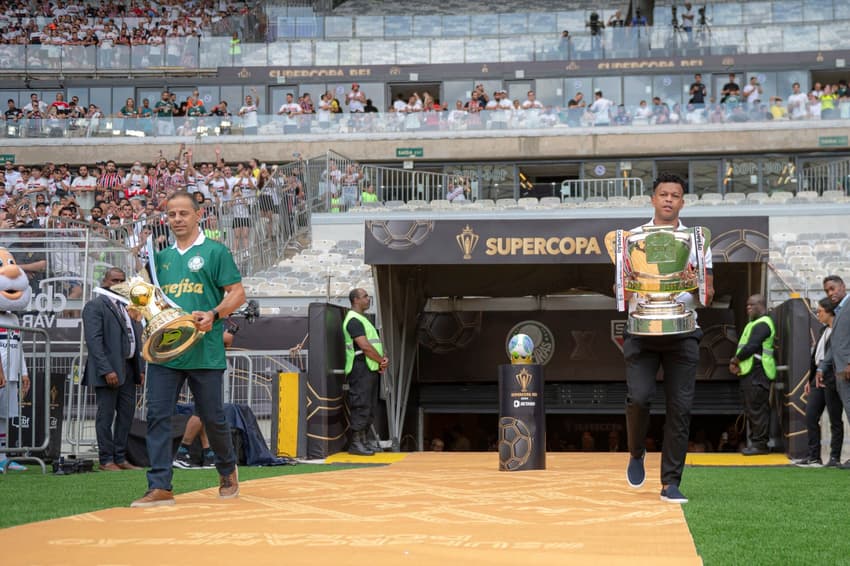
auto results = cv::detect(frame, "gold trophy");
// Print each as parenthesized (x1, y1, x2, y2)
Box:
(606, 226, 710, 335)
(100, 276, 205, 363)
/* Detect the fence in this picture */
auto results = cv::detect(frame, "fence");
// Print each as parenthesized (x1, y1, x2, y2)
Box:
(2, 325, 52, 473)
(560, 177, 645, 200)
(62, 349, 306, 455)
(799, 159, 850, 196)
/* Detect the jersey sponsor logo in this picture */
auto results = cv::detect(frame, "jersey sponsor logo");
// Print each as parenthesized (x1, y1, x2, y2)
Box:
(187, 255, 205, 272)
(162, 278, 205, 298)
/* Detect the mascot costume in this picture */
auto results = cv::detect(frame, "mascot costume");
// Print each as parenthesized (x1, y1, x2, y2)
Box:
(0, 248, 33, 472)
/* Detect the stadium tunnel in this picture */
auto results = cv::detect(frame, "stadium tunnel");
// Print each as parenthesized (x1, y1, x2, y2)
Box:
(342, 214, 814, 457)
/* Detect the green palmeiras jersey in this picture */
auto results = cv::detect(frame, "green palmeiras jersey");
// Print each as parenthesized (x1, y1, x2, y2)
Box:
(154, 232, 241, 370)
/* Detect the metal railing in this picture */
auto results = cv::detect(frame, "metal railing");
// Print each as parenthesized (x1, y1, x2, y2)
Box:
(799, 159, 850, 196)
(4, 19, 850, 72)
(560, 177, 645, 200)
(2, 325, 51, 473)
(62, 349, 306, 454)
(5, 104, 843, 140)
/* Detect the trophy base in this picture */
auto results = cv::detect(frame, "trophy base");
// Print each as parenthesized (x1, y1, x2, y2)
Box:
(628, 301, 696, 336)
(142, 309, 206, 363)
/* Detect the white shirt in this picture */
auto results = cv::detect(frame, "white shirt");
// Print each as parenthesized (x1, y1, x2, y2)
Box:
(590, 97, 613, 124)
(239, 103, 258, 128)
(787, 92, 808, 119)
(347, 89, 365, 112)
(742, 84, 761, 105)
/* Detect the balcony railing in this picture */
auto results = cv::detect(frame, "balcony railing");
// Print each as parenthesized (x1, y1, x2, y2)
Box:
(3, 105, 846, 140)
(2, 19, 850, 73)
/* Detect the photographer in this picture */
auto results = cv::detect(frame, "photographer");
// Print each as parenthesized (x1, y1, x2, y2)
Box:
(681, 3, 695, 42)
(743, 76, 764, 108)
(586, 12, 604, 52)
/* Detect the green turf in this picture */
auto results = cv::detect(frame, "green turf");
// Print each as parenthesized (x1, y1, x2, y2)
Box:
(683, 466, 850, 566)
(0, 463, 363, 529)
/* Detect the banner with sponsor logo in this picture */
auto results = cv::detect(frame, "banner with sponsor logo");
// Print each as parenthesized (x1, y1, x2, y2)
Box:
(364, 217, 768, 265)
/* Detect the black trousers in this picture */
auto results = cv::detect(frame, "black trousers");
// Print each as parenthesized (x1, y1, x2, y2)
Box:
(346, 357, 379, 433)
(740, 371, 770, 448)
(624, 330, 701, 487)
(94, 361, 137, 465)
(806, 376, 845, 461)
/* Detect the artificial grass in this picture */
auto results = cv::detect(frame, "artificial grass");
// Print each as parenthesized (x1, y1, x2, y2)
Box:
(0, 463, 362, 529)
(683, 466, 850, 566)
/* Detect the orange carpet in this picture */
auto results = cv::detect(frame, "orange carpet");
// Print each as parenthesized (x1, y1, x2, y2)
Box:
(1, 453, 701, 566)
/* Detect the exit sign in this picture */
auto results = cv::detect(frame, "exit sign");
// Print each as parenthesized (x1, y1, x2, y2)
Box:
(396, 147, 423, 158)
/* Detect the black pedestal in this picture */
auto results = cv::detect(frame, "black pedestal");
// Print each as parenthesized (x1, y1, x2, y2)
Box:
(498, 363, 546, 471)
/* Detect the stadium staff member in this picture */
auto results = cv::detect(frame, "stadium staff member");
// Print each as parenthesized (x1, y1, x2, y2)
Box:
(623, 172, 714, 504)
(132, 191, 245, 507)
(729, 294, 775, 456)
(343, 288, 388, 456)
(82, 267, 144, 472)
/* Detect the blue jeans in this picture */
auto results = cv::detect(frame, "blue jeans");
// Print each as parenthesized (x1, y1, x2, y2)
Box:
(145, 365, 235, 491)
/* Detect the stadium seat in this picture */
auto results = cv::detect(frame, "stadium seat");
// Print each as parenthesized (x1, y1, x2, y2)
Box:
(496, 198, 518, 207)
(698, 193, 722, 205)
(745, 192, 770, 204)
(821, 190, 846, 202)
(723, 192, 747, 203)
(518, 197, 540, 208)
(769, 191, 793, 203)
(629, 195, 651, 206)
(539, 197, 561, 207)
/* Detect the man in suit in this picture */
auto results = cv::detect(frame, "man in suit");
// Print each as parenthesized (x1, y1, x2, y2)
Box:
(83, 267, 145, 471)
(816, 275, 850, 468)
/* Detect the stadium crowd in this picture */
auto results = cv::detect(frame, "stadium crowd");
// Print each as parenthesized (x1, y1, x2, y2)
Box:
(0, 0, 250, 45)
(4, 76, 848, 141)
(0, 144, 304, 258)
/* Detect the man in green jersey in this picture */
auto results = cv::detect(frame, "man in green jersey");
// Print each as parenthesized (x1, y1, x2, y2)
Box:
(132, 191, 246, 507)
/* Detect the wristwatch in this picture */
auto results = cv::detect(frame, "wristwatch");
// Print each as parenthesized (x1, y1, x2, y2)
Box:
(211, 309, 220, 321)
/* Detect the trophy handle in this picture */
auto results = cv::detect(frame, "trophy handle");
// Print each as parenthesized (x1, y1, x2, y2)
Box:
(614, 229, 627, 312)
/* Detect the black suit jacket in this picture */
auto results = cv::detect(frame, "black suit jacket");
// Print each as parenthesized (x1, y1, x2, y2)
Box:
(82, 293, 144, 388)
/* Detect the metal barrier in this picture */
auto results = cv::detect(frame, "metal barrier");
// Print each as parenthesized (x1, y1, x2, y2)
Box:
(799, 159, 850, 195)
(2, 325, 51, 473)
(560, 177, 645, 200)
(62, 349, 307, 454)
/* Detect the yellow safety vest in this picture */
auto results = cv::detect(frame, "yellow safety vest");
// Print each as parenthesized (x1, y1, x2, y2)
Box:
(330, 196, 341, 213)
(229, 38, 241, 56)
(361, 192, 378, 203)
(736, 315, 776, 380)
(343, 310, 383, 374)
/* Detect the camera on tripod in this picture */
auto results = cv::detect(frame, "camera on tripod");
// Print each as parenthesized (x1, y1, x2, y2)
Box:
(697, 6, 708, 27)
(586, 12, 604, 36)
(671, 5, 680, 29)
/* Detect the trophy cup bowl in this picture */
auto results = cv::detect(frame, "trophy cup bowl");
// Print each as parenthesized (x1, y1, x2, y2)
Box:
(619, 226, 707, 336)
(110, 277, 205, 363)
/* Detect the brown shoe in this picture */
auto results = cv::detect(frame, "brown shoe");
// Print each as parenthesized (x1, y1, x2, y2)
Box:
(130, 489, 175, 508)
(100, 462, 122, 472)
(219, 465, 239, 499)
(117, 461, 142, 470)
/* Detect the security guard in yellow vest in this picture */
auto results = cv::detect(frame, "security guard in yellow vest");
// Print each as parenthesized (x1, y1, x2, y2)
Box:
(360, 183, 378, 204)
(729, 294, 776, 455)
(343, 288, 388, 455)
(330, 193, 341, 213)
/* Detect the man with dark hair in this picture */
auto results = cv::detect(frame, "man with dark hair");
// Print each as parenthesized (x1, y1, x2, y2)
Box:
(132, 190, 245, 507)
(82, 268, 144, 471)
(729, 294, 775, 455)
(816, 275, 850, 468)
(623, 172, 714, 504)
(342, 288, 388, 456)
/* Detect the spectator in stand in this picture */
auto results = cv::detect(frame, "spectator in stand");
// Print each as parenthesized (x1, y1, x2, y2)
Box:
(363, 99, 379, 113)
(521, 90, 543, 110)
(742, 76, 763, 107)
(612, 104, 632, 126)
(769, 97, 787, 120)
(808, 92, 822, 120)
(97, 160, 123, 200)
(346, 83, 366, 113)
(688, 73, 707, 108)
(787, 82, 808, 120)
(238, 88, 259, 135)
(154, 90, 175, 136)
(50, 93, 70, 116)
(589, 90, 613, 126)
(71, 164, 97, 214)
(23, 93, 47, 116)
(446, 176, 470, 202)
(277, 93, 301, 135)
(821, 84, 838, 120)
(721, 73, 740, 104)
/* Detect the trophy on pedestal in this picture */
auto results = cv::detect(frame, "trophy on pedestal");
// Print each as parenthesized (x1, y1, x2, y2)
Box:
(606, 226, 710, 336)
(96, 276, 205, 363)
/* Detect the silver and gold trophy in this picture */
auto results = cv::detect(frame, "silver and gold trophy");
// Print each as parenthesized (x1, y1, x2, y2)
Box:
(96, 275, 205, 363)
(606, 226, 710, 335)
